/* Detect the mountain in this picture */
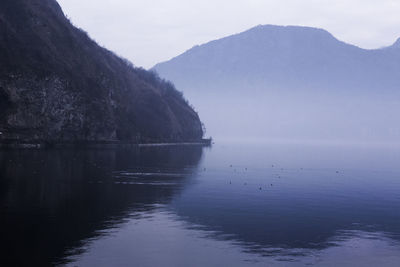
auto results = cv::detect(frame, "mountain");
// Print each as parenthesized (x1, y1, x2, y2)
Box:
(0, 0, 203, 144)
(153, 25, 400, 142)
(154, 25, 400, 93)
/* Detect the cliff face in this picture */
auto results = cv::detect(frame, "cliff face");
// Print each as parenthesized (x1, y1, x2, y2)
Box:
(0, 0, 203, 143)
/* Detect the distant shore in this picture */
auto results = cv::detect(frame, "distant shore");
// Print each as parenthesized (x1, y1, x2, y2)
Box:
(0, 139, 212, 149)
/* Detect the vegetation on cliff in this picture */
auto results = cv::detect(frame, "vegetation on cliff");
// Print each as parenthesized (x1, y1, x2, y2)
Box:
(0, 0, 203, 144)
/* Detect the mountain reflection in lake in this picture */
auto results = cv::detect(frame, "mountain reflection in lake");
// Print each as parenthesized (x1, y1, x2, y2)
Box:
(1, 142, 400, 266)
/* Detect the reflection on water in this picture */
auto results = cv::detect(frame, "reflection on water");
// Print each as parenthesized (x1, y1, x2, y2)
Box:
(0, 146, 203, 266)
(65, 208, 400, 267)
(1, 142, 400, 266)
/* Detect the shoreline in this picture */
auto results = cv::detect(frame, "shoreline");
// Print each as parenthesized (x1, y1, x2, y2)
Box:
(0, 139, 212, 149)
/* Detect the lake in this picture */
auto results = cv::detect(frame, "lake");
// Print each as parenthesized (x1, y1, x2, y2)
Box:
(1, 141, 400, 266)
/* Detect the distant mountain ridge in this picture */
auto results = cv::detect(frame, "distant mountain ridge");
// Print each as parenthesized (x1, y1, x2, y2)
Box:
(0, 0, 203, 144)
(154, 25, 400, 93)
(390, 38, 400, 48)
(153, 25, 400, 141)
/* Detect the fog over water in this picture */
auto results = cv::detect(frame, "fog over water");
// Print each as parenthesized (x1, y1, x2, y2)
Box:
(187, 89, 400, 143)
(55, 1, 400, 144)
(2, 1, 400, 267)
(153, 25, 400, 144)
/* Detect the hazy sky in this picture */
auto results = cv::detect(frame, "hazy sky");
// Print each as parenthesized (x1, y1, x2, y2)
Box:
(58, 0, 400, 69)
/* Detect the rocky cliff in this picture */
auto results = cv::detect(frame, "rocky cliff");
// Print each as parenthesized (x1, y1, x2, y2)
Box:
(0, 0, 203, 144)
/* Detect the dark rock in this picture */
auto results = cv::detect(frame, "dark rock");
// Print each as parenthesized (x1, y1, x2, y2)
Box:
(0, 0, 203, 144)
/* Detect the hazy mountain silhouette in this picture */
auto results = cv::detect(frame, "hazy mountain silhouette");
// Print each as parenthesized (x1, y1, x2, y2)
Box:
(153, 25, 400, 142)
(154, 25, 400, 92)
(0, 0, 203, 144)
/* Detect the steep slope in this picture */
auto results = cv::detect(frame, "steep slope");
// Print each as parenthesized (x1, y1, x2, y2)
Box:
(153, 25, 400, 141)
(0, 0, 203, 144)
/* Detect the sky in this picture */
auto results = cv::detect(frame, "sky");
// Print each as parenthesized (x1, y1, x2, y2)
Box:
(57, 0, 400, 69)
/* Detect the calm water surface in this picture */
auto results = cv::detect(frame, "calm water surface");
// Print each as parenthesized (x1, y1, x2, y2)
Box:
(1, 141, 400, 266)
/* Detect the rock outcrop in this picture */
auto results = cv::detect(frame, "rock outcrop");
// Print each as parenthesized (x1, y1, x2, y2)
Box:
(0, 0, 203, 144)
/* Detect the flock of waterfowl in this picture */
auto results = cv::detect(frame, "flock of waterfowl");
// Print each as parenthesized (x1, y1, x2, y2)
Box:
(200, 163, 342, 191)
